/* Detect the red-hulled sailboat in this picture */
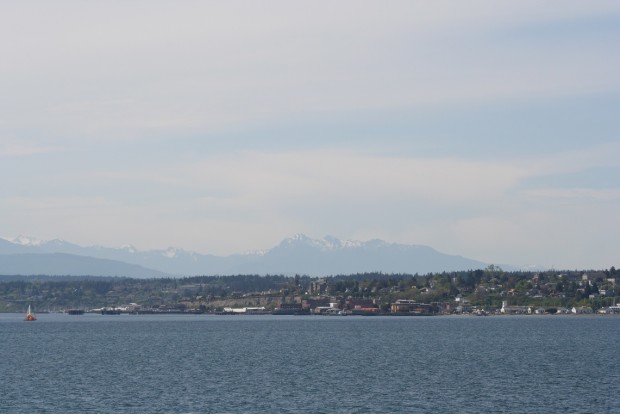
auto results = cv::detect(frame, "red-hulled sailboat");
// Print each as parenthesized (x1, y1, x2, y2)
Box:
(25, 305, 37, 321)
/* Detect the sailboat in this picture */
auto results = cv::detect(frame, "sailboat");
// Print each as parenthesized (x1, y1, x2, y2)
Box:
(25, 304, 37, 321)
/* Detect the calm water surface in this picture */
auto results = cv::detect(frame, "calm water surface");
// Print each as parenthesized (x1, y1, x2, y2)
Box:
(1, 314, 618, 413)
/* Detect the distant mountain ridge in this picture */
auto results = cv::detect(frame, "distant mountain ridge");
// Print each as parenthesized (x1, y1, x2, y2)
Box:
(0, 234, 488, 277)
(0, 252, 170, 278)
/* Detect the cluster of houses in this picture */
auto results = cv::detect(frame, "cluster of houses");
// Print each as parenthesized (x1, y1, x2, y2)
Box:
(498, 301, 620, 315)
(219, 298, 620, 316)
(79, 296, 620, 316)
(83, 272, 619, 316)
(219, 298, 440, 316)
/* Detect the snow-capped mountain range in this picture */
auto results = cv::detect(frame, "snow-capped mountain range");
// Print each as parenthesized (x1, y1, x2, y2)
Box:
(0, 234, 489, 277)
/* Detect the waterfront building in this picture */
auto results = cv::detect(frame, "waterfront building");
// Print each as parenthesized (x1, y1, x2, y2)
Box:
(390, 299, 436, 315)
(500, 300, 530, 314)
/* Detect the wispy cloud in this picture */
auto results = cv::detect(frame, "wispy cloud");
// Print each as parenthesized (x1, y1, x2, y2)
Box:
(523, 188, 620, 201)
(2, 2, 618, 142)
(0, 139, 54, 157)
(0, 1, 618, 268)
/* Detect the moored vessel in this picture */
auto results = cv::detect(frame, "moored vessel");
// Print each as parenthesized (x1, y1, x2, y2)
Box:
(66, 309, 85, 315)
(101, 307, 121, 315)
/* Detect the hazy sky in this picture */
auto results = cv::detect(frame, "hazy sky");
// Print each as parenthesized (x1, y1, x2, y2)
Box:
(1, 1, 619, 269)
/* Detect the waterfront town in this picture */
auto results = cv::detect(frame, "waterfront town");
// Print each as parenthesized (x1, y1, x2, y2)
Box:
(2, 266, 619, 316)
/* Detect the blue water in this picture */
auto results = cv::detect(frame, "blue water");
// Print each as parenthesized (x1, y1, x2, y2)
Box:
(1, 314, 618, 413)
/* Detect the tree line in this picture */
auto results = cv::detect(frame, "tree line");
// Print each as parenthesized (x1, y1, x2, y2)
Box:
(0, 266, 617, 312)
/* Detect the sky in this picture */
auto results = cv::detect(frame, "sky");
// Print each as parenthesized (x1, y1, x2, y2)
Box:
(1, 1, 619, 269)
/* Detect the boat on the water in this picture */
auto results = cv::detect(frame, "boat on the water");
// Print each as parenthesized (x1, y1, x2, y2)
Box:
(101, 307, 121, 315)
(66, 309, 85, 315)
(24, 305, 37, 321)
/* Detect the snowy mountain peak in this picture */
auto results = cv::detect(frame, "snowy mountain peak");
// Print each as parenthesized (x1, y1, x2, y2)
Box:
(280, 234, 366, 251)
(281, 234, 313, 246)
(161, 247, 187, 259)
(4, 235, 45, 246)
(0, 233, 492, 276)
(323, 235, 366, 250)
(242, 249, 269, 256)
(288, 233, 312, 242)
(119, 245, 139, 254)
